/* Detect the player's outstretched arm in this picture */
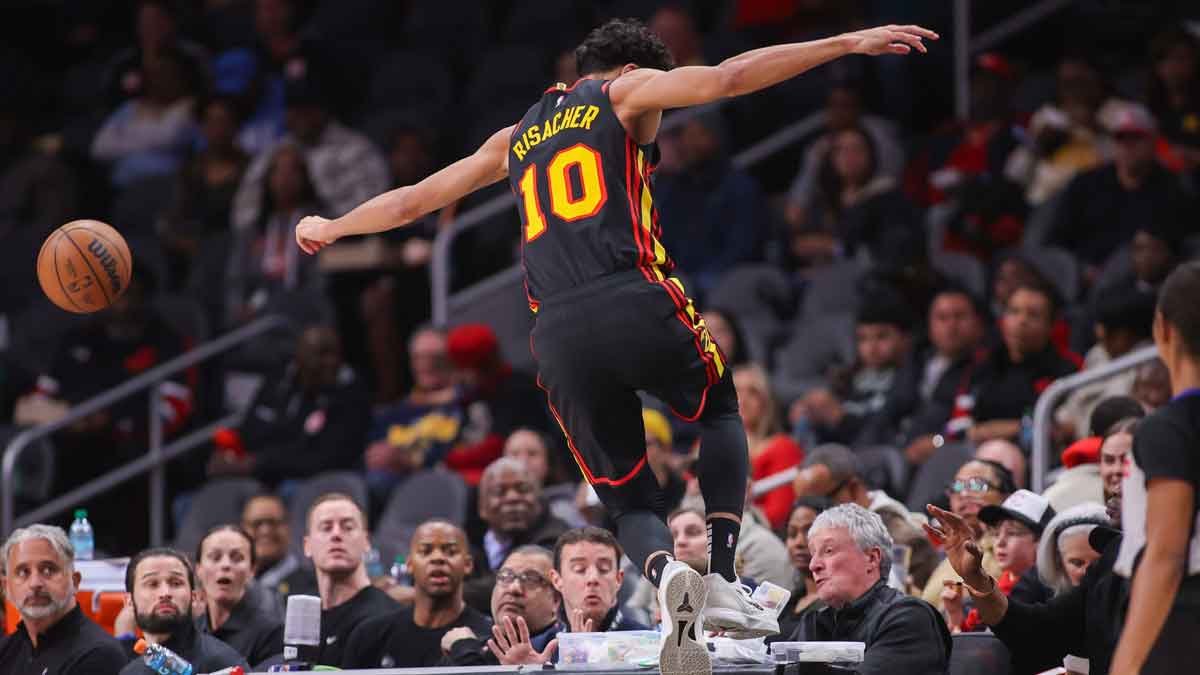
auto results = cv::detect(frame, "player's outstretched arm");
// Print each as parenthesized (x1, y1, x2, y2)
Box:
(609, 25, 937, 115)
(296, 124, 515, 253)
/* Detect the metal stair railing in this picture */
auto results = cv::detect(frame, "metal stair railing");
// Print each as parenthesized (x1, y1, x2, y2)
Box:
(1030, 344, 1158, 492)
(2, 314, 291, 542)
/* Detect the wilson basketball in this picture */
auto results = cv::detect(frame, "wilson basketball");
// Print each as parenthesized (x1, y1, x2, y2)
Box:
(36, 220, 133, 313)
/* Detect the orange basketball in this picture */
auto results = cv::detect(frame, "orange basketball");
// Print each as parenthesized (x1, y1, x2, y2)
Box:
(36, 220, 133, 313)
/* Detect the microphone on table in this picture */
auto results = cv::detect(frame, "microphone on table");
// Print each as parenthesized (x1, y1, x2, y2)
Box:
(274, 594, 321, 671)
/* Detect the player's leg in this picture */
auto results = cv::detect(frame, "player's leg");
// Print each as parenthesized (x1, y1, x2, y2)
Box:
(690, 375, 749, 584)
(535, 362, 710, 674)
(643, 282, 776, 637)
(690, 378, 777, 636)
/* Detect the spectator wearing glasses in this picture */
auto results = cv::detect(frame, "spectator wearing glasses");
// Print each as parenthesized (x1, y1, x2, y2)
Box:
(792, 445, 937, 590)
(921, 459, 1014, 612)
(241, 493, 317, 616)
(443, 545, 562, 667)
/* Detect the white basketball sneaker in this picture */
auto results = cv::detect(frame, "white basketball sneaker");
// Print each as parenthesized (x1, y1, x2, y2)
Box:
(702, 573, 780, 638)
(658, 560, 711, 675)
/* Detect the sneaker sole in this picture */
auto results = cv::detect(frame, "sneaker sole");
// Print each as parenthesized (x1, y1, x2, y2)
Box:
(703, 607, 779, 638)
(660, 567, 711, 675)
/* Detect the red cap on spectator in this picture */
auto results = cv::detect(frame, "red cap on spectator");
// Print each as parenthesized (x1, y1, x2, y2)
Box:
(1061, 436, 1102, 468)
(447, 324, 499, 370)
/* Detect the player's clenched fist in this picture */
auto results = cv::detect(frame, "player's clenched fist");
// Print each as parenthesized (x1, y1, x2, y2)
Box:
(296, 215, 336, 254)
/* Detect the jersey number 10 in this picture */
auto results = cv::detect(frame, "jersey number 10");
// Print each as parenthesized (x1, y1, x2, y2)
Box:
(518, 143, 608, 241)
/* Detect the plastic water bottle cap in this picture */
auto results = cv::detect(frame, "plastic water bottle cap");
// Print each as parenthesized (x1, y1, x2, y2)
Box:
(133, 639, 148, 655)
(74, 509, 87, 519)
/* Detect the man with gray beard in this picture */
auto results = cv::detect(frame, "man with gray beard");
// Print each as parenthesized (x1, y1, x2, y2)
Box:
(0, 524, 127, 673)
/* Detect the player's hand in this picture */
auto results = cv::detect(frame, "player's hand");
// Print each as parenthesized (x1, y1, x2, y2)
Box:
(488, 615, 558, 665)
(295, 215, 336, 254)
(846, 25, 938, 56)
(924, 505, 987, 588)
(568, 608, 595, 634)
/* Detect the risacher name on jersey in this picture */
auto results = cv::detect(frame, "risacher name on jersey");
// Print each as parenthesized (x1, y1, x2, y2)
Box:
(511, 104, 600, 161)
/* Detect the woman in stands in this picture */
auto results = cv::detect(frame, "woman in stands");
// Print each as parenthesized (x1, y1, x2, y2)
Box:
(194, 525, 283, 666)
(734, 364, 805, 531)
(776, 496, 832, 638)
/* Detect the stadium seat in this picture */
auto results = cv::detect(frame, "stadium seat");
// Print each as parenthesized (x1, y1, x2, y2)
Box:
(800, 259, 866, 320)
(949, 632, 1013, 675)
(125, 236, 169, 295)
(173, 477, 265, 556)
(905, 442, 975, 513)
(1021, 245, 1080, 303)
(287, 471, 370, 554)
(772, 311, 856, 404)
(1091, 245, 1133, 300)
(372, 467, 469, 564)
(463, 46, 552, 108)
(401, 0, 489, 62)
(708, 264, 794, 367)
(931, 251, 986, 301)
(366, 50, 453, 123)
(855, 446, 910, 503)
(110, 176, 176, 236)
(502, 0, 590, 44)
(1020, 189, 1065, 248)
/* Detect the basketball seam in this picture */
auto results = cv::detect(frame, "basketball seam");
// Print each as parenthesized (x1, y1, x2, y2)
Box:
(65, 226, 131, 277)
(62, 232, 113, 305)
(50, 233, 85, 312)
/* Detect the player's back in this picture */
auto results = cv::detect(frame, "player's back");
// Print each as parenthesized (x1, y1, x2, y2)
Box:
(507, 78, 672, 309)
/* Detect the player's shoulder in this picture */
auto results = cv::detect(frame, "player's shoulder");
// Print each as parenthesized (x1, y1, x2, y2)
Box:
(605, 68, 668, 102)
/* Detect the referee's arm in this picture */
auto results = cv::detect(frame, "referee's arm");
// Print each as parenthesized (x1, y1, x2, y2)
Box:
(296, 123, 515, 253)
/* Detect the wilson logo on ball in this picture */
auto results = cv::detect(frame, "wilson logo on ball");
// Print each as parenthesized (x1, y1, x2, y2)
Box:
(87, 238, 123, 294)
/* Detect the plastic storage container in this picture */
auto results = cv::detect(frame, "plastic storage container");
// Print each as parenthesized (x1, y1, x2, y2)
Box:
(769, 641, 865, 664)
(557, 630, 661, 668)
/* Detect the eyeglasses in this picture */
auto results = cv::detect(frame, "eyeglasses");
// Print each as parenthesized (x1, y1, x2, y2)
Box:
(243, 517, 286, 531)
(496, 568, 550, 590)
(946, 477, 998, 495)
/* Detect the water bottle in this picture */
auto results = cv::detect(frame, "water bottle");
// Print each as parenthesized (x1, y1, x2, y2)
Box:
(69, 509, 94, 561)
(390, 555, 412, 587)
(364, 547, 384, 578)
(133, 639, 193, 675)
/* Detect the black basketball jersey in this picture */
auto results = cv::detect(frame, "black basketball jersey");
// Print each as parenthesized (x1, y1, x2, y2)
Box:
(507, 78, 674, 310)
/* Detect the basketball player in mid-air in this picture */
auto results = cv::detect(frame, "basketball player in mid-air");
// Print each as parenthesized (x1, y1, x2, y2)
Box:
(298, 19, 936, 673)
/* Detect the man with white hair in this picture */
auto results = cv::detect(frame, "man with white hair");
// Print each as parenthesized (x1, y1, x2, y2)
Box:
(0, 524, 127, 673)
(783, 504, 950, 675)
